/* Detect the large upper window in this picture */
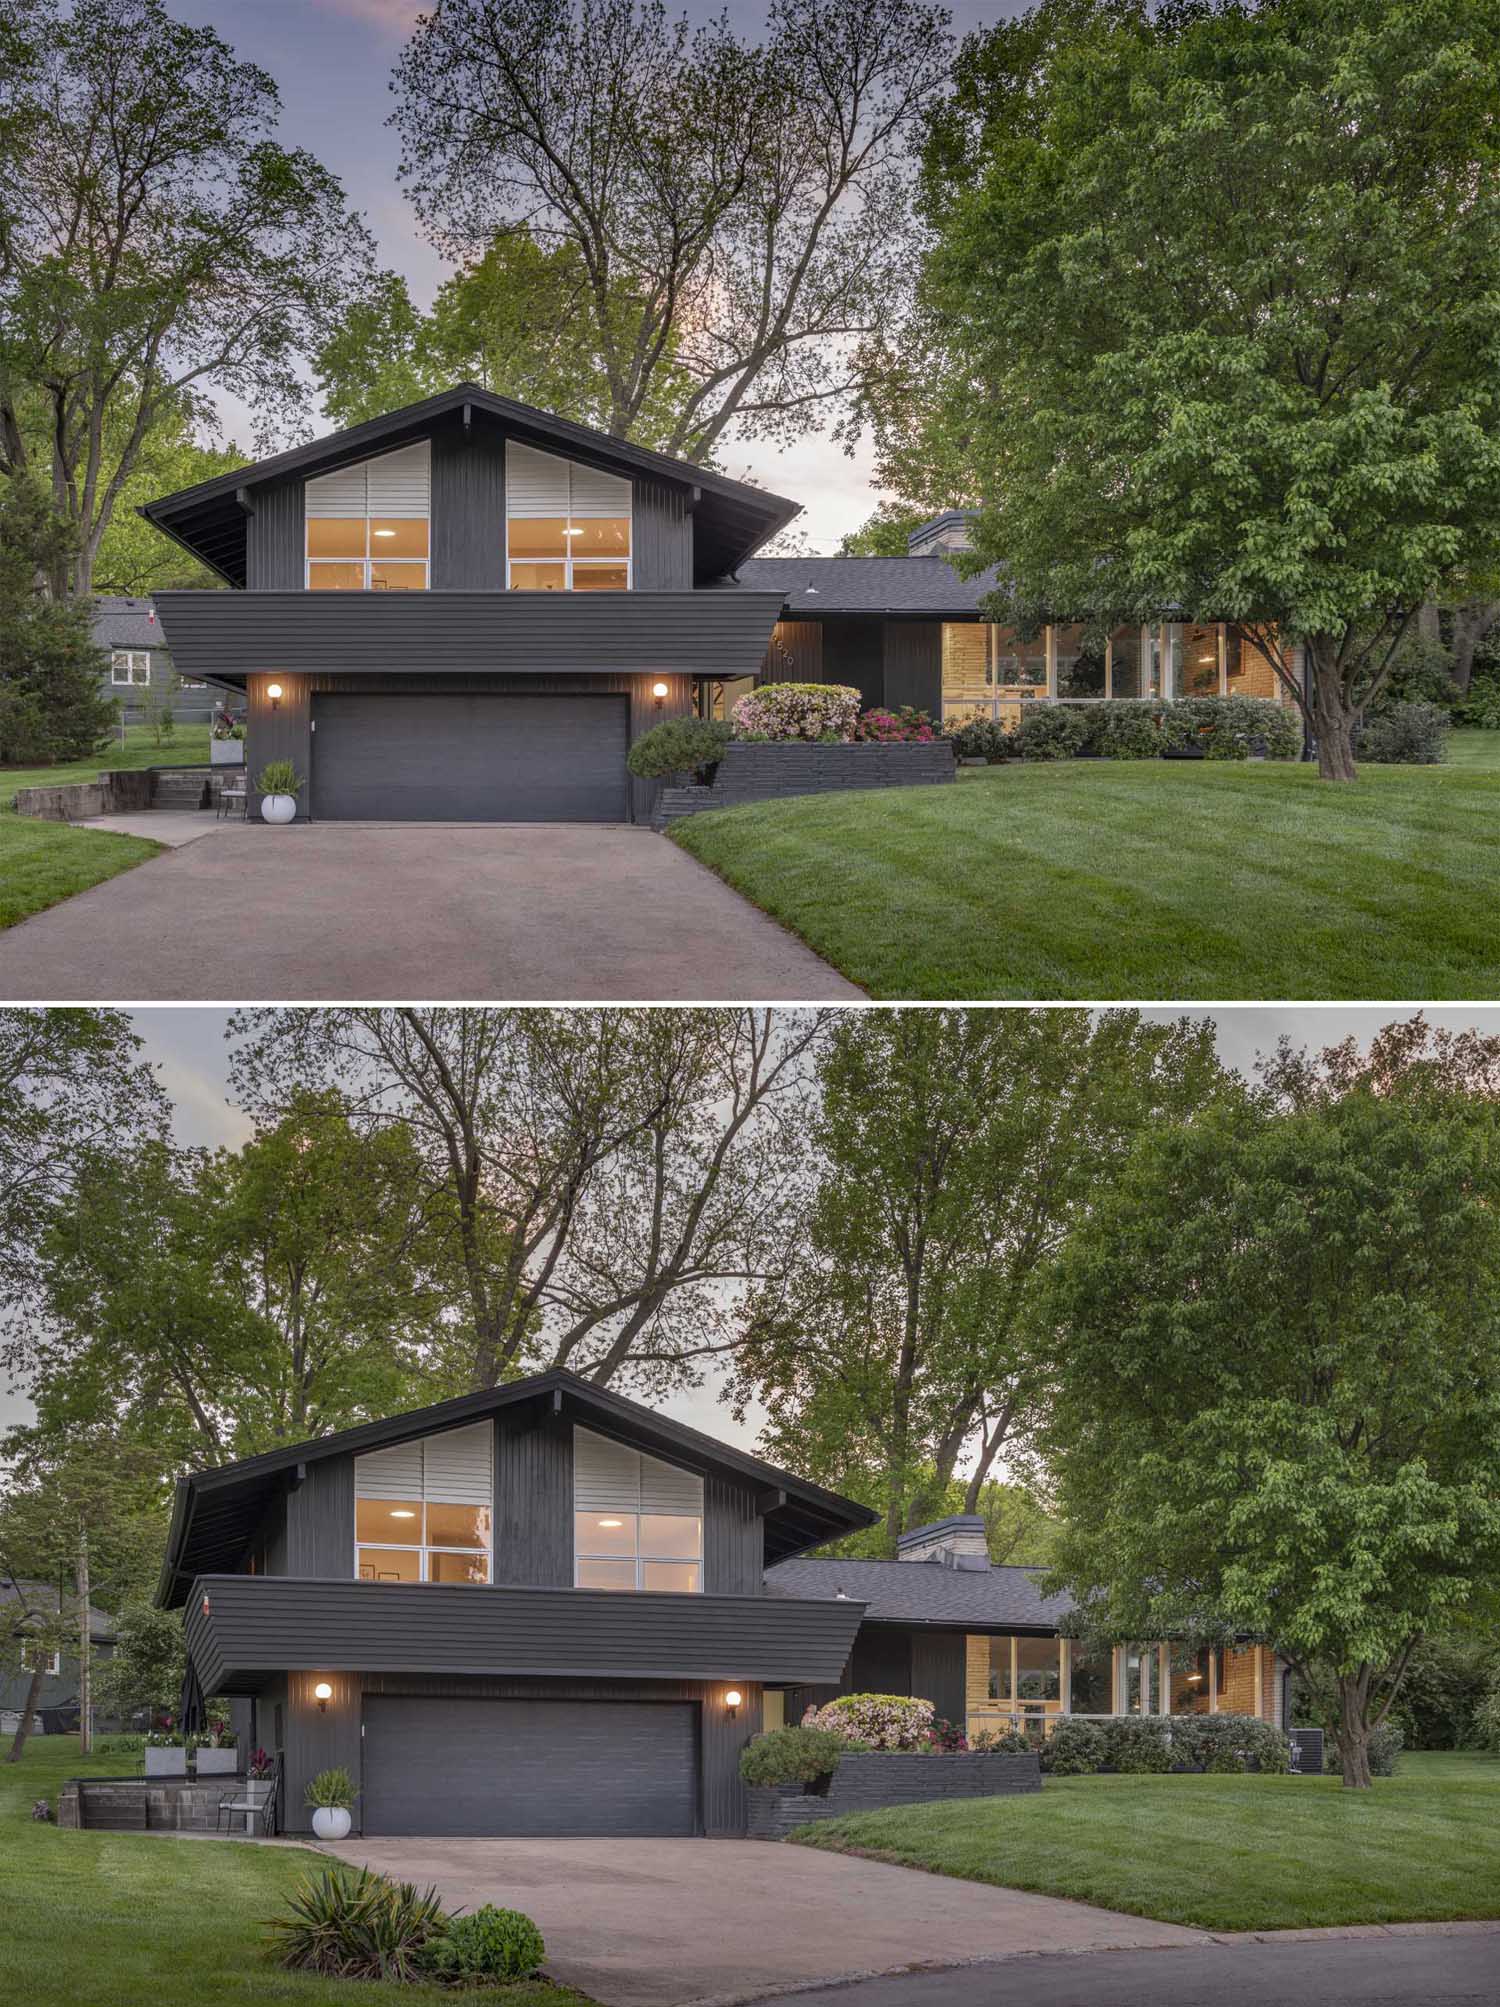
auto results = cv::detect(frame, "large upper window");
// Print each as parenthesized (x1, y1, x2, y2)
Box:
(354, 1420, 492, 1584)
(507, 444, 631, 591)
(306, 442, 430, 591)
(573, 1427, 702, 1592)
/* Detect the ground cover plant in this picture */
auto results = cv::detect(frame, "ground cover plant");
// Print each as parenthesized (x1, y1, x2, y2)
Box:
(0, 817, 161, 931)
(670, 759, 1500, 999)
(1, 722, 213, 810)
(790, 1753, 1500, 1932)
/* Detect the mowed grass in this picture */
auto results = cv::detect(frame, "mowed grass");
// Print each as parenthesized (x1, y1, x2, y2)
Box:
(671, 756, 1500, 999)
(1, 723, 212, 811)
(1, 1736, 595, 2007)
(1449, 727, 1500, 769)
(0, 816, 162, 931)
(791, 1753, 1500, 1933)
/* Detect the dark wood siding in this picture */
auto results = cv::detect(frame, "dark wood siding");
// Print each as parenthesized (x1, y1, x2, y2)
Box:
(285, 1456, 354, 1578)
(245, 478, 303, 590)
(824, 615, 885, 708)
(883, 620, 942, 714)
(760, 619, 823, 683)
(705, 1473, 763, 1597)
(246, 671, 313, 820)
(494, 1411, 573, 1587)
(431, 422, 506, 590)
(849, 1625, 913, 1696)
(911, 1630, 967, 1728)
(633, 478, 693, 590)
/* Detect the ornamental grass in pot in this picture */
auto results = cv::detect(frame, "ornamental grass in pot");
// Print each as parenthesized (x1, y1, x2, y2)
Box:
(305, 1765, 357, 1841)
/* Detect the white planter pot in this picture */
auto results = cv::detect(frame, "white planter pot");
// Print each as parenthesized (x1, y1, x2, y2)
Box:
(210, 739, 244, 766)
(193, 1746, 237, 1776)
(312, 1806, 352, 1841)
(261, 793, 297, 824)
(144, 1746, 187, 1777)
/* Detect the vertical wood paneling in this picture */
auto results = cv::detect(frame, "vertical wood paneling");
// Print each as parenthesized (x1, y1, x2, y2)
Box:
(494, 1412, 573, 1587)
(632, 478, 693, 590)
(911, 1630, 966, 1729)
(431, 421, 506, 589)
(628, 670, 693, 823)
(823, 615, 884, 708)
(245, 478, 304, 590)
(286, 1456, 355, 1577)
(760, 620, 823, 682)
(704, 1473, 763, 1597)
(284, 1667, 362, 1832)
(883, 621, 942, 713)
(246, 672, 313, 819)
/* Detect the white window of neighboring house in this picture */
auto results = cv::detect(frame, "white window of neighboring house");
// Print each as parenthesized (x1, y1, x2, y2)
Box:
(111, 650, 150, 685)
(20, 1641, 61, 1676)
(506, 443, 631, 592)
(179, 677, 206, 689)
(353, 1420, 492, 1584)
(573, 1426, 703, 1593)
(305, 442, 431, 591)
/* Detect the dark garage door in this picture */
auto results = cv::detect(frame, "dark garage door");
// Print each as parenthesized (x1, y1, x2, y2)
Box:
(311, 693, 630, 822)
(361, 1696, 700, 1837)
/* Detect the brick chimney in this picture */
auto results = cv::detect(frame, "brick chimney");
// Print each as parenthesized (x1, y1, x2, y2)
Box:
(895, 1515, 991, 1571)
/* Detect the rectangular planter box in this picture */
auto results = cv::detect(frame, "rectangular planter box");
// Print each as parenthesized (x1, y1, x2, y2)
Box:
(210, 739, 244, 766)
(192, 1746, 237, 1776)
(747, 1750, 1042, 1840)
(656, 739, 954, 825)
(143, 1746, 187, 1777)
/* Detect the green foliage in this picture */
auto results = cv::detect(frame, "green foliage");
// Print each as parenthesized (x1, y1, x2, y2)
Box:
(0, 479, 115, 763)
(90, 406, 243, 596)
(731, 683, 863, 741)
(1369, 638, 1461, 715)
(1040, 1717, 1107, 1776)
(1012, 705, 1089, 760)
(1474, 1672, 1500, 1754)
(838, 506, 931, 556)
(625, 717, 731, 782)
(1453, 668, 1500, 728)
(945, 715, 1011, 762)
(1081, 702, 1161, 760)
(1166, 1714, 1292, 1776)
(739, 1726, 849, 1787)
(1328, 1724, 1404, 1779)
(803, 1693, 934, 1750)
(1164, 698, 1301, 763)
(1356, 702, 1450, 765)
(1100, 1715, 1173, 1774)
(91, 1601, 184, 1721)
(254, 761, 303, 797)
(420, 1905, 546, 1983)
(264, 1866, 446, 1983)
(970, 1727, 1035, 1755)
(303, 1767, 356, 1811)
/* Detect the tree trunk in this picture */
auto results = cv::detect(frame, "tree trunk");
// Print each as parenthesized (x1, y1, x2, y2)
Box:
(1306, 645, 1360, 781)
(1451, 601, 1500, 693)
(5, 1669, 46, 1763)
(77, 1532, 92, 1757)
(1335, 1676, 1373, 1790)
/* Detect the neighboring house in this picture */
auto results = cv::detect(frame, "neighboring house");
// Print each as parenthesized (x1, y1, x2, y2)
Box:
(0, 1580, 116, 1736)
(90, 597, 217, 726)
(157, 1371, 1288, 1838)
(139, 385, 1302, 827)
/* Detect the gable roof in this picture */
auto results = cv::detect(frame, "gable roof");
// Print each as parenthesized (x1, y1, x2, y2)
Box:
(729, 555, 1000, 616)
(90, 597, 168, 651)
(0, 1580, 116, 1642)
(157, 1368, 875, 1606)
(764, 1556, 1075, 1632)
(140, 385, 800, 588)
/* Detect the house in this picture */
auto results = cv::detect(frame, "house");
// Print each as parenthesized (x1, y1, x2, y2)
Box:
(156, 1371, 1288, 1838)
(139, 386, 1301, 826)
(90, 597, 217, 726)
(0, 1580, 116, 1736)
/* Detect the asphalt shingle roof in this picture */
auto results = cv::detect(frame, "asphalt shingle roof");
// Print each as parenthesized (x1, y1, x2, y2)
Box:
(1, 1580, 115, 1641)
(764, 1557, 1075, 1631)
(90, 596, 167, 650)
(730, 556, 1000, 616)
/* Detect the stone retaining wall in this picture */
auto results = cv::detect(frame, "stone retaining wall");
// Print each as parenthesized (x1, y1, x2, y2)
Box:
(657, 740, 953, 825)
(746, 1750, 1041, 1840)
(13, 769, 156, 821)
(57, 1774, 246, 1832)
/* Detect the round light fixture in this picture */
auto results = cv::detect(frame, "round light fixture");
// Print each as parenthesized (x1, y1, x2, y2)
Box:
(266, 681, 283, 710)
(725, 1690, 742, 1709)
(314, 1681, 333, 1701)
(652, 681, 669, 698)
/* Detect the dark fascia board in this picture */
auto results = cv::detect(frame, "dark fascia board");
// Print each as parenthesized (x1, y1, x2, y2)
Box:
(139, 383, 800, 544)
(157, 1367, 876, 1605)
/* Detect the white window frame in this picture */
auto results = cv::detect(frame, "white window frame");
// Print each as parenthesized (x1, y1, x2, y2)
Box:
(574, 1510, 704, 1593)
(111, 650, 150, 686)
(305, 443, 431, 592)
(353, 1424, 492, 1587)
(572, 1427, 702, 1594)
(20, 1641, 61, 1677)
(505, 447, 632, 593)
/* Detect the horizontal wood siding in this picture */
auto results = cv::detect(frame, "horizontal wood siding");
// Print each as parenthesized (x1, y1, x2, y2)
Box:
(431, 421, 506, 590)
(633, 478, 693, 590)
(883, 620, 942, 714)
(494, 1411, 573, 1587)
(245, 478, 303, 591)
(761, 619, 824, 682)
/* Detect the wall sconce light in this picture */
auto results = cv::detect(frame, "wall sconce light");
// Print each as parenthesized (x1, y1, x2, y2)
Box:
(652, 680, 669, 709)
(266, 681, 283, 711)
(724, 1689, 742, 1719)
(314, 1680, 333, 1713)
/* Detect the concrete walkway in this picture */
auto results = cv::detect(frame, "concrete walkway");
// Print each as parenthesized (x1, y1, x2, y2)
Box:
(0, 820, 862, 1002)
(323, 1837, 1207, 2007)
(78, 811, 217, 846)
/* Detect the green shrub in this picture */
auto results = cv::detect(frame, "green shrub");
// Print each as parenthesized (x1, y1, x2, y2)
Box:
(946, 715, 1011, 762)
(1082, 701, 1162, 759)
(1041, 1717, 1106, 1775)
(1013, 705, 1090, 760)
(420, 1905, 546, 1982)
(1368, 636, 1459, 714)
(1472, 1671, 1500, 1753)
(255, 759, 304, 795)
(970, 1727, 1036, 1755)
(1100, 1715, 1173, 1773)
(265, 1867, 446, 1982)
(96, 1732, 145, 1755)
(1164, 696, 1300, 760)
(1356, 701, 1449, 764)
(304, 1766, 356, 1811)
(626, 716, 731, 782)
(739, 1725, 849, 1787)
(1326, 1722, 1404, 1777)
(1453, 668, 1500, 728)
(1167, 1713, 1291, 1774)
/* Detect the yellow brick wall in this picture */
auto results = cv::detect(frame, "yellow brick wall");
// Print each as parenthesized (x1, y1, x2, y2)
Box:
(1219, 1646, 1274, 1720)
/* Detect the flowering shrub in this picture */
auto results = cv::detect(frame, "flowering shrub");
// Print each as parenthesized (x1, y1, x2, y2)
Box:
(731, 682, 862, 741)
(802, 1692, 935, 1751)
(927, 1715, 969, 1751)
(854, 705, 939, 743)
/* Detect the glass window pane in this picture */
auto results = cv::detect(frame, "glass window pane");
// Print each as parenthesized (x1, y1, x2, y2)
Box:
(641, 1561, 700, 1593)
(571, 564, 629, 591)
(1053, 623, 1106, 700)
(369, 518, 428, 559)
(993, 627, 1048, 691)
(569, 516, 630, 557)
(308, 562, 365, 590)
(576, 1510, 637, 1557)
(988, 1637, 1013, 1702)
(357, 1546, 421, 1583)
(426, 1503, 491, 1551)
(1069, 1642, 1113, 1713)
(428, 1549, 489, 1585)
(1015, 1635, 1061, 1701)
(357, 1499, 423, 1542)
(370, 561, 426, 591)
(1167, 1643, 1212, 1714)
(1175, 623, 1221, 696)
(577, 1556, 636, 1591)
(1125, 1644, 1155, 1711)
(639, 1514, 700, 1559)
(307, 518, 367, 558)
(509, 562, 567, 591)
(1109, 627, 1144, 700)
(509, 516, 569, 559)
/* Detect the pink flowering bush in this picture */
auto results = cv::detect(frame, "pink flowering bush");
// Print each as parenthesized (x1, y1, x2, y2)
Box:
(801, 1692, 936, 1751)
(854, 706, 939, 743)
(731, 682, 862, 741)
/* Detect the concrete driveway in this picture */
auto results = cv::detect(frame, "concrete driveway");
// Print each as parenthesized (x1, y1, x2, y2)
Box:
(0, 820, 861, 1002)
(323, 1837, 1207, 2007)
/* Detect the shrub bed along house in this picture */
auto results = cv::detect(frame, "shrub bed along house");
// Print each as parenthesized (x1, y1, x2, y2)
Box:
(1039, 1711, 1292, 1777)
(266, 1864, 547, 1986)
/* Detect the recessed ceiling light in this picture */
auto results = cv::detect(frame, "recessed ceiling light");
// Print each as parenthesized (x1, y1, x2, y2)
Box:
(389, 1509, 416, 1520)
(373, 528, 397, 538)
(598, 1518, 624, 1528)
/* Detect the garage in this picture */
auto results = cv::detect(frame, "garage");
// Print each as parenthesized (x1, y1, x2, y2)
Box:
(310, 692, 630, 822)
(361, 1696, 700, 1837)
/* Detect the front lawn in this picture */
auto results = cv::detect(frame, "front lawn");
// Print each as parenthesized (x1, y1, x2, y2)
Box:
(791, 1753, 1500, 1933)
(671, 758, 1500, 999)
(1, 723, 213, 811)
(0, 817, 162, 932)
(0, 1736, 595, 2007)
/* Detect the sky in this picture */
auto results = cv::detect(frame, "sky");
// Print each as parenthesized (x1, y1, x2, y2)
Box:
(7, 1003, 1500, 1447)
(164, 0, 1031, 553)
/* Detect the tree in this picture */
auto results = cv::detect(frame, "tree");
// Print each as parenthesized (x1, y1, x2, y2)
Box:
(91, 1600, 185, 1728)
(898, 0, 1500, 778)
(729, 1008, 1228, 1542)
(838, 505, 930, 557)
(228, 1008, 827, 1397)
(0, 478, 115, 762)
(0, 0, 373, 595)
(90, 407, 242, 595)
(390, 0, 952, 462)
(1043, 1058, 1500, 1789)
